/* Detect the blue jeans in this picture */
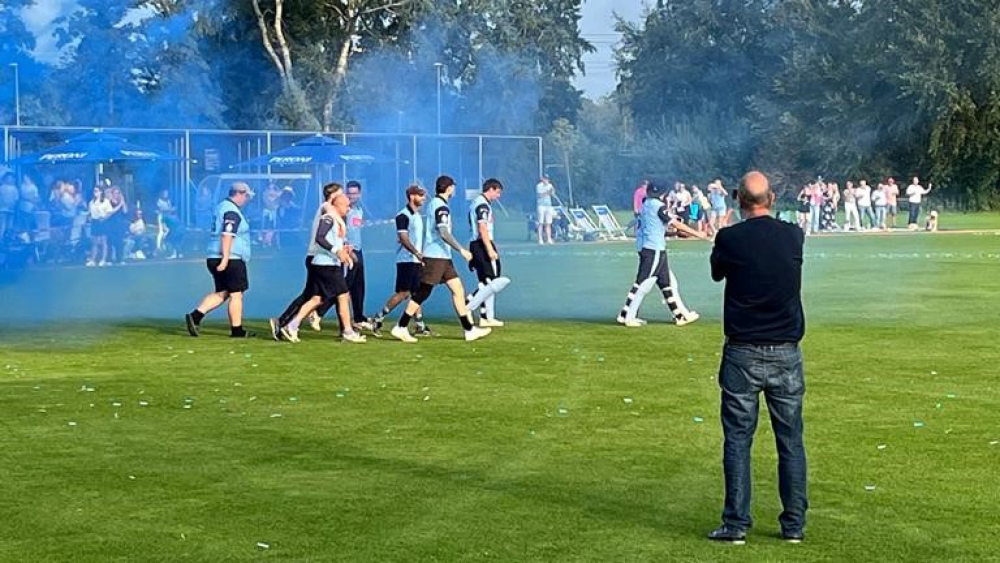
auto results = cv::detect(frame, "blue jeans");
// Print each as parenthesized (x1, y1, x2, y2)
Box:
(808, 204, 821, 233)
(874, 205, 887, 229)
(718, 342, 808, 534)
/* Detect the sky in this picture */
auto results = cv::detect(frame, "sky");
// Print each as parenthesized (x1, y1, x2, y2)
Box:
(574, 0, 647, 99)
(21, 0, 646, 99)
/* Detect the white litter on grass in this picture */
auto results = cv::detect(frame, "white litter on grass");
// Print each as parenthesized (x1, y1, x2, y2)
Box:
(693, 417, 705, 423)
(945, 393, 957, 399)
(248, 396, 257, 402)
(112, 402, 122, 407)
(251, 364, 258, 368)
(270, 413, 282, 418)
(139, 401, 149, 407)
(183, 405, 192, 410)
(864, 484, 876, 492)
(68, 421, 77, 427)
(38, 408, 46, 413)
(557, 407, 569, 417)
(913, 421, 925, 428)
(289, 397, 298, 402)
(187, 350, 194, 354)
(623, 397, 634, 405)
(423, 396, 430, 401)
(256, 542, 270, 550)
(877, 444, 887, 450)
(930, 371, 938, 375)
(990, 441, 999, 446)
(234, 382, 243, 387)
(128, 475, 136, 480)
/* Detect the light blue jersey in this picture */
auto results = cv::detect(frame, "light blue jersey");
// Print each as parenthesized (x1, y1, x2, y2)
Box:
(637, 198, 670, 252)
(423, 196, 452, 260)
(394, 205, 424, 264)
(207, 199, 251, 261)
(468, 194, 494, 242)
(345, 207, 363, 250)
(311, 213, 346, 266)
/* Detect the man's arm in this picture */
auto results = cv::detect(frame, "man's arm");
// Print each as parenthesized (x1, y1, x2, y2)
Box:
(710, 234, 727, 282)
(397, 232, 423, 262)
(315, 216, 335, 252)
(435, 206, 472, 260)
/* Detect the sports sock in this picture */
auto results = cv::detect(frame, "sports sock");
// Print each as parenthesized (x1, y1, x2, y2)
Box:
(190, 309, 205, 324)
(459, 313, 474, 331)
(287, 319, 301, 332)
(398, 312, 413, 328)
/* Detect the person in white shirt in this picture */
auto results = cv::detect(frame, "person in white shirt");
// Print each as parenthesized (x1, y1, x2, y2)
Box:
(855, 180, 874, 230)
(872, 184, 888, 230)
(842, 181, 860, 231)
(535, 175, 556, 244)
(86, 186, 113, 266)
(906, 176, 932, 229)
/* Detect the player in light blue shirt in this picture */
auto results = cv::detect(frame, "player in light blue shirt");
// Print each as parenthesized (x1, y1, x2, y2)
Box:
(371, 185, 433, 336)
(465, 178, 510, 327)
(617, 181, 708, 328)
(186, 182, 255, 338)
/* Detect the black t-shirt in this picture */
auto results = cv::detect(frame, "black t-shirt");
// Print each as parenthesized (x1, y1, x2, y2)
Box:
(710, 215, 805, 343)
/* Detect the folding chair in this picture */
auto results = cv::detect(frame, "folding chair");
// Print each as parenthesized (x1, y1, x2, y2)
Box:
(591, 204, 628, 240)
(568, 208, 604, 241)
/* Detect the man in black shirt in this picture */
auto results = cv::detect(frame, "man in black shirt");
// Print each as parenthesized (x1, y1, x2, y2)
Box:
(707, 171, 808, 545)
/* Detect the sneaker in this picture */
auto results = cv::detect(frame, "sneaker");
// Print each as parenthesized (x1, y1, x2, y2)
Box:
(782, 531, 804, 544)
(85, 260, 96, 267)
(357, 319, 374, 332)
(280, 326, 300, 343)
(371, 318, 384, 337)
(391, 325, 417, 343)
(464, 326, 492, 342)
(342, 331, 367, 344)
(135, 250, 146, 260)
(623, 319, 646, 328)
(98, 261, 108, 267)
(230, 331, 257, 338)
(184, 313, 200, 337)
(676, 311, 701, 327)
(308, 312, 322, 332)
(415, 324, 435, 337)
(268, 318, 281, 341)
(479, 318, 505, 328)
(707, 525, 746, 545)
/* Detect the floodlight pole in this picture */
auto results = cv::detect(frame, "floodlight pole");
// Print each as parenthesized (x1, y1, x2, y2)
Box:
(435, 62, 443, 175)
(9, 63, 20, 127)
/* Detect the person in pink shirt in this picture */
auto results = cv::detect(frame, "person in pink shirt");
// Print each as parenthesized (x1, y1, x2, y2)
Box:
(627, 179, 649, 236)
(884, 178, 900, 229)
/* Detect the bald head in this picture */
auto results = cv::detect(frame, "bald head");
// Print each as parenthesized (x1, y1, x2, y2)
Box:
(737, 171, 773, 213)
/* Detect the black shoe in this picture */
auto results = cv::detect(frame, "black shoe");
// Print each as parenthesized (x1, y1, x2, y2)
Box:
(230, 330, 257, 339)
(782, 531, 804, 544)
(707, 525, 746, 545)
(415, 324, 434, 337)
(185, 314, 200, 337)
(371, 318, 383, 338)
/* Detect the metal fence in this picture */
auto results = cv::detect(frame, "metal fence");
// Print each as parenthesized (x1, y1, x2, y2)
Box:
(2, 126, 544, 226)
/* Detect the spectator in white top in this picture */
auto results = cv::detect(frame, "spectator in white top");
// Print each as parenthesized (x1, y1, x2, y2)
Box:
(842, 181, 860, 231)
(18, 175, 41, 215)
(535, 175, 556, 244)
(872, 183, 888, 230)
(906, 176, 932, 229)
(855, 180, 874, 230)
(87, 186, 113, 266)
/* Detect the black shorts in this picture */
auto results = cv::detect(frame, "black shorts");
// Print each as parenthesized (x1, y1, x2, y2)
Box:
(395, 262, 423, 293)
(421, 257, 459, 286)
(90, 219, 107, 238)
(469, 239, 501, 283)
(207, 258, 249, 293)
(308, 264, 348, 302)
(635, 248, 669, 288)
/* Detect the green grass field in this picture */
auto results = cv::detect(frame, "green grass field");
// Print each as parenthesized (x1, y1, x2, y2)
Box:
(1, 221, 999, 562)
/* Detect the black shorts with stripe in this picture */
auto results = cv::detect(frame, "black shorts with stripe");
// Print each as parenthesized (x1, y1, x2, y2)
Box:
(635, 248, 668, 288)
(308, 264, 348, 302)
(207, 258, 249, 293)
(421, 257, 459, 286)
(395, 262, 423, 293)
(469, 239, 501, 283)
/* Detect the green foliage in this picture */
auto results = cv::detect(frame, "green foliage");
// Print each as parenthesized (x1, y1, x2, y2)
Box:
(613, 0, 1000, 209)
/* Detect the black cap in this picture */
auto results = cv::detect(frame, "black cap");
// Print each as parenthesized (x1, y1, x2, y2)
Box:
(646, 182, 666, 197)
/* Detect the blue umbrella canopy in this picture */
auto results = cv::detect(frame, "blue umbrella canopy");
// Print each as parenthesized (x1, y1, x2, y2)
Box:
(7, 131, 180, 165)
(232, 134, 389, 168)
